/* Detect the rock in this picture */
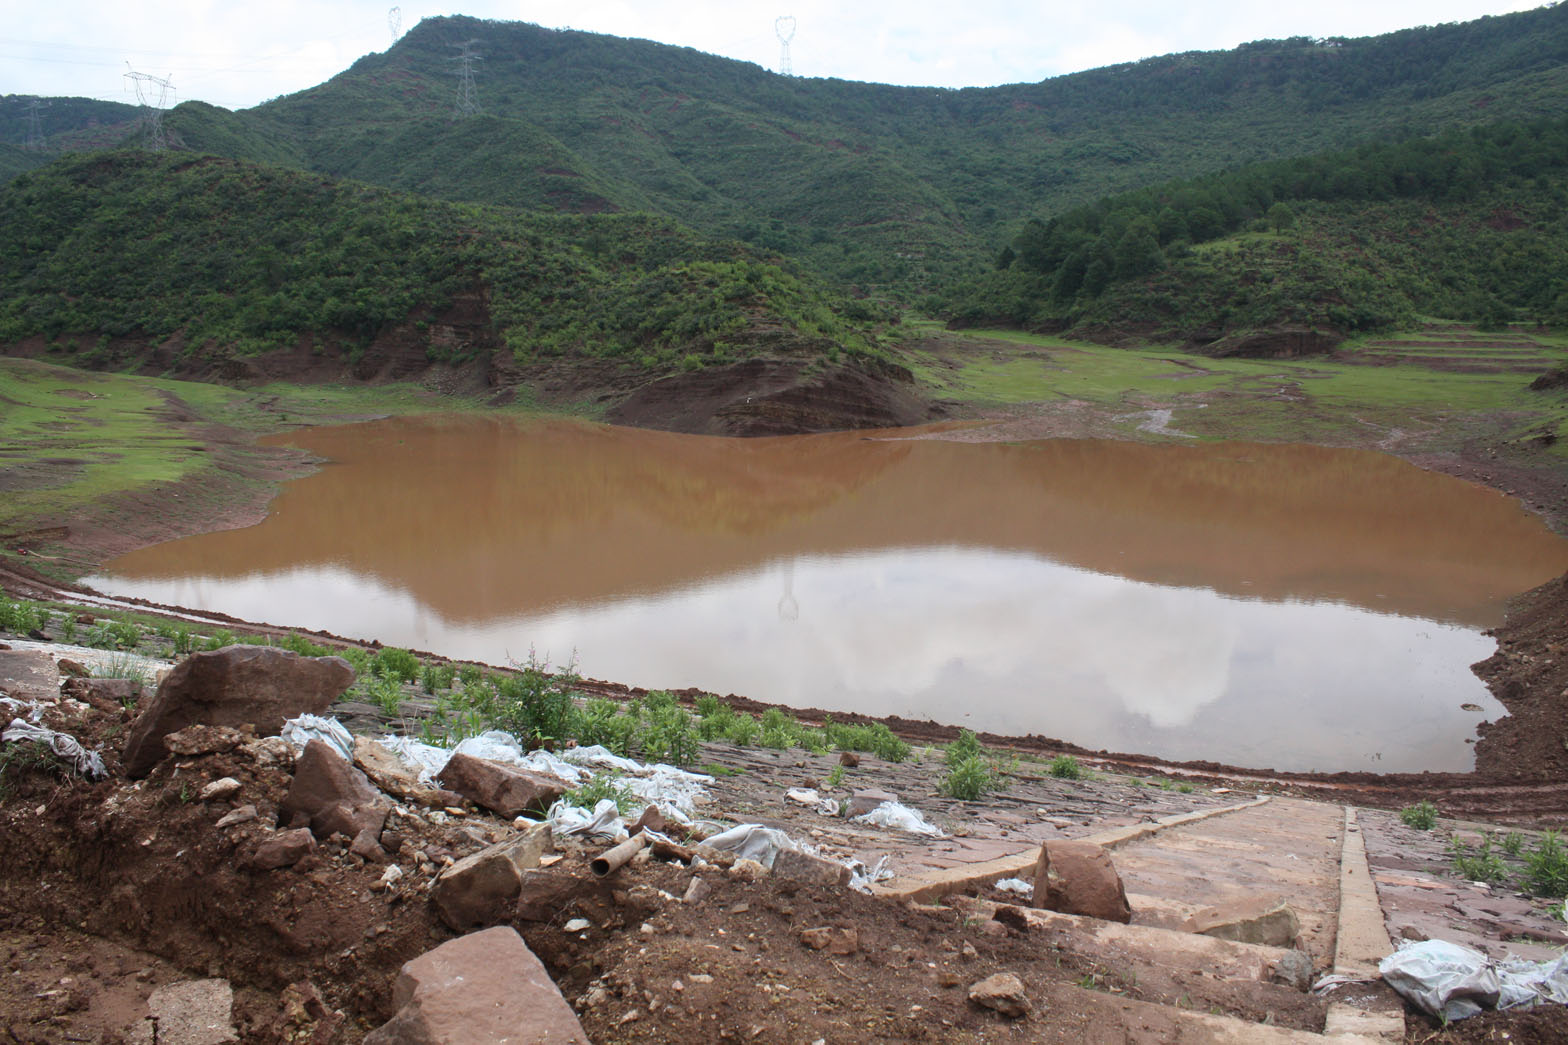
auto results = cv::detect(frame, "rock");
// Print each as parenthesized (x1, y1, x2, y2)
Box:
(1183, 899, 1300, 948)
(800, 927, 858, 955)
(251, 828, 316, 870)
(1270, 949, 1315, 992)
(353, 736, 437, 804)
(282, 739, 389, 842)
(240, 736, 294, 768)
(267, 981, 344, 1045)
(435, 752, 569, 819)
(0, 650, 61, 702)
(630, 805, 666, 836)
(352, 828, 391, 864)
(165, 725, 245, 757)
(773, 848, 851, 889)
(376, 865, 405, 891)
(682, 877, 712, 905)
(122, 646, 353, 777)
(846, 788, 898, 818)
(364, 926, 589, 1045)
(61, 676, 142, 712)
(200, 777, 242, 802)
(215, 804, 257, 828)
(515, 868, 601, 923)
(56, 657, 91, 678)
(145, 979, 237, 1044)
(968, 972, 1032, 1019)
(432, 824, 554, 930)
(839, 751, 860, 767)
(1031, 840, 1131, 923)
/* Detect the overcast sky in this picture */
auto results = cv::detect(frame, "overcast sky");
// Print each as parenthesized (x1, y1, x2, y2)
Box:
(2, 1, 1550, 112)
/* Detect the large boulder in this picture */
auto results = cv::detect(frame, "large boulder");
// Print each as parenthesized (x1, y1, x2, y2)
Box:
(282, 740, 389, 841)
(122, 646, 353, 777)
(432, 824, 554, 931)
(1031, 840, 1132, 924)
(364, 926, 589, 1045)
(435, 752, 568, 819)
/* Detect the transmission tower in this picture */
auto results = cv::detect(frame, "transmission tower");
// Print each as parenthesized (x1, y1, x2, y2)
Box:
(775, 16, 796, 77)
(388, 6, 402, 47)
(23, 99, 47, 152)
(450, 40, 482, 118)
(123, 64, 175, 151)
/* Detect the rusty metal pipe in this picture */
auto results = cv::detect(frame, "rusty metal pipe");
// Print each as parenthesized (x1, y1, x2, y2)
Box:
(590, 832, 649, 877)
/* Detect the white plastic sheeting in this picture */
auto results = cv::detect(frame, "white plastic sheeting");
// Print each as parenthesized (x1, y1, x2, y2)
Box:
(702, 824, 806, 869)
(851, 800, 945, 837)
(279, 714, 355, 761)
(2, 717, 106, 779)
(1379, 939, 1568, 1021)
(994, 877, 1035, 896)
(546, 798, 624, 841)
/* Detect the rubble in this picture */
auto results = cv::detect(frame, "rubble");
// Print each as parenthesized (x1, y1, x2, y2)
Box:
(435, 750, 569, 818)
(431, 823, 554, 929)
(968, 972, 1032, 1018)
(282, 738, 390, 842)
(1031, 839, 1132, 923)
(121, 645, 353, 777)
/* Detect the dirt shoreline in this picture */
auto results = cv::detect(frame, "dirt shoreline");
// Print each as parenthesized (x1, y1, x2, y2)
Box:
(5, 386, 1568, 822)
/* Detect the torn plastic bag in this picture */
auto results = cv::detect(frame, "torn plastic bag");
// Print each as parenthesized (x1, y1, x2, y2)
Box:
(279, 714, 354, 761)
(546, 798, 624, 841)
(376, 735, 451, 783)
(1497, 953, 1568, 1009)
(452, 732, 587, 785)
(3, 718, 106, 779)
(995, 877, 1034, 896)
(702, 824, 805, 869)
(0, 697, 41, 722)
(560, 745, 643, 774)
(1379, 940, 1501, 1021)
(847, 855, 893, 894)
(852, 800, 945, 837)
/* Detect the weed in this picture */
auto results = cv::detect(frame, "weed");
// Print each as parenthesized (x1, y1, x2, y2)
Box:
(1400, 801, 1439, 831)
(724, 714, 760, 747)
(826, 764, 846, 788)
(1177, 783, 1195, 794)
(1526, 831, 1568, 898)
(574, 698, 622, 750)
(98, 652, 150, 684)
(204, 628, 236, 652)
(372, 647, 420, 684)
(564, 773, 637, 815)
(639, 704, 700, 766)
(367, 675, 403, 718)
(494, 652, 581, 748)
(1048, 754, 1083, 780)
(280, 632, 331, 658)
(700, 763, 744, 778)
(1502, 832, 1528, 858)
(945, 729, 984, 767)
(1449, 836, 1509, 884)
(0, 741, 73, 802)
(941, 730, 1004, 800)
(60, 617, 76, 644)
(171, 625, 193, 656)
(457, 664, 482, 687)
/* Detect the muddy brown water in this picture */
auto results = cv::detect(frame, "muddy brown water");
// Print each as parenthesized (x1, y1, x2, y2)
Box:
(90, 415, 1568, 773)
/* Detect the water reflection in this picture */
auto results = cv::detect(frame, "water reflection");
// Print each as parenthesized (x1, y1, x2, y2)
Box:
(90, 415, 1568, 772)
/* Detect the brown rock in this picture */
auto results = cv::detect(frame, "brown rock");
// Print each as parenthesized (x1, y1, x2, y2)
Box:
(56, 657, 91, 678)
(515, 868, 602, 923)
(435, 752, 568, 819)
(846, 788, 898, 817)
(432, 824, 554, 930)
(630, 805, 667, 836)
(1031, 840, 1131, 923)
(251, 828, 316, 870)
(122, 645, 353, 777)
(1183, 900, 1300, 948)
(61, 676, 142, 712)
(165, 725, 245, 757)
(773, 848, 851, 888)
(838, 751, 860, 767)
(351, 828, 390, 864)
(800, 927, 858, 955)
(364, 926, 589, 1045)
(282, 740, 389, 842)
(968, 972, 1032, 1019)
(352, 737, 437, 804)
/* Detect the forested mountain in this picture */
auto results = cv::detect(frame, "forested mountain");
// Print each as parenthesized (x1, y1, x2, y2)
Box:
(938, 116, 1568, 341)
(9, 5, 1560, 295)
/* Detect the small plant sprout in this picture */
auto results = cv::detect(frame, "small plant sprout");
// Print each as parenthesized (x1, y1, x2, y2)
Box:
(1400, 801, 1439, 831)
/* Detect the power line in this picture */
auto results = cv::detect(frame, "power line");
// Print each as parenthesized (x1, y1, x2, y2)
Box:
(388, 7, 402, 48)
(450, 39, 481, 119)
(775, 15, 795, 77)
(23, 99, 48, 151)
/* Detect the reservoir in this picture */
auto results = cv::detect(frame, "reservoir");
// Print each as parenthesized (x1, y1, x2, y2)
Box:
(89, 415, 1568, 773)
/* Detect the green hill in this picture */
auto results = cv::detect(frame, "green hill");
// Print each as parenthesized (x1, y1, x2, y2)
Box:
(0, 152, 906, 423)
(941, 115, 1568, 344)
(111, 4, 1568, 295)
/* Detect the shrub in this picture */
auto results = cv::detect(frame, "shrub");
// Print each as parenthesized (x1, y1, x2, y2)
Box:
(1048, 754, 1083, 779)
(724, 714, 760, 747)
(941, 756, 995, 801)
(638, 705, 699, 766)
(1526, 831, 1568, 898)
(945, 729, 984, 767)
(204, 628, 236, 652)
(367, 675, 403, 717)
(372, 647, 420, 683)
(492, 653, 581, 747)
(281, 632, 331, 658)
(1449, 836, 1508, 884)
(1400, 801, 1439, 831)
(420, 662, 455, 695)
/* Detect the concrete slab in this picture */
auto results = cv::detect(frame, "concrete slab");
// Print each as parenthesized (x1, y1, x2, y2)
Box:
(1335, 808, 1394, 980)
(0, 649, 59, 704)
